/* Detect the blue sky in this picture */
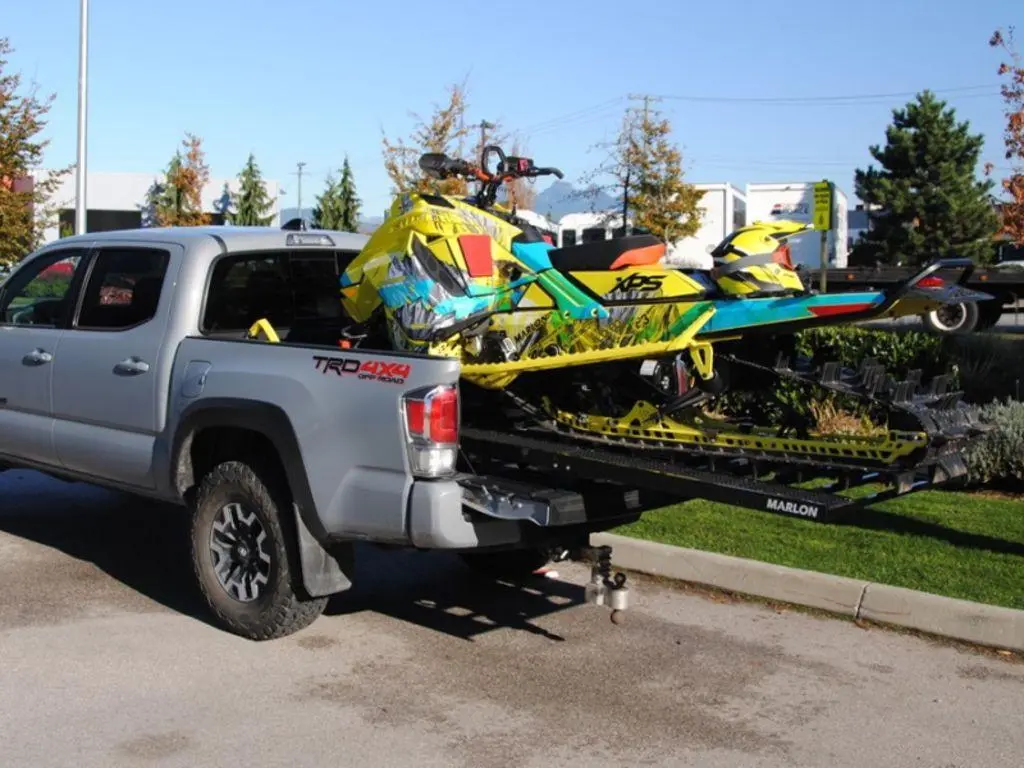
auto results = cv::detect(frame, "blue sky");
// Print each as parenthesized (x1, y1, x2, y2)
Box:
(4, 0, 1022, 216)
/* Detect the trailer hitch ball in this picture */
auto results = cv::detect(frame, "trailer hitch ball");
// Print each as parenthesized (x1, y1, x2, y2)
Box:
(580, 545, 629, 624)
(608, 571, 628, 620)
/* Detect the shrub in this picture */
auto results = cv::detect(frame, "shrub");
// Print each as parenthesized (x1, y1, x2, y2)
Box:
(794, 326, 948, 381)
(713, 327, 959, 432)
(942, 334, 1024, 404)
(24, 275, 70, 299)
(963, 398, 1024, 487)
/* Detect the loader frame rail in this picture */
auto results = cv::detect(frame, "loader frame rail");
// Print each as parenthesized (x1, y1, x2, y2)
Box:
(459, 427, 966, 524)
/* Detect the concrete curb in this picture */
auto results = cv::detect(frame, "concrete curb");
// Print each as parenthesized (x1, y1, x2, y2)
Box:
(590, 532, 1024, 653)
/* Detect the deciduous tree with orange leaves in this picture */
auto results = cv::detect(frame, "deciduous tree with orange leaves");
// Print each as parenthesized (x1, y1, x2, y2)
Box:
(380, 80, 513, 200)
(0, 37, 69, 264)
(989, 26, 1024, 245)
(381, 82, 472, 197)
(146, 133, 212, 227)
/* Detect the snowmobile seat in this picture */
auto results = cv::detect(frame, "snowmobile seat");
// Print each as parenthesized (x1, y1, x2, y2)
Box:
(548, 234, 665, 272)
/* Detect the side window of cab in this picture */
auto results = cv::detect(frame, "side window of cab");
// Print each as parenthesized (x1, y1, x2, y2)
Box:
(74, 247, 171, 331)
(0, 249, 90, 328)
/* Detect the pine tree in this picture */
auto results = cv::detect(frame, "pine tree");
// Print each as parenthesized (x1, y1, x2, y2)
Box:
(989, 26, 1024, 245)
(336, 156, 361, 232)
(144, 151, 181, 226)
(311, 174, 344, 230)
(228, 153, 276, 226)
(854, 91, 1000, 265)
(581, 96, 704, 242)
(0, 37, 70, 265)
(214, 181, 234, 221)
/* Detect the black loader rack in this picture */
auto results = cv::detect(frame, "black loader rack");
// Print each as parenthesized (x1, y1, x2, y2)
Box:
(459, 426, 971, 526)
(456, 424, 972, 626)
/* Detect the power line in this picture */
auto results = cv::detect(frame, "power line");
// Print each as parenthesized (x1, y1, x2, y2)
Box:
(521, 84, 997, 135)
(652, 84, 997, 104)
(520, 97, 626, 134)
(515, 84, 1002, 144)
(529, 107, 625, 139)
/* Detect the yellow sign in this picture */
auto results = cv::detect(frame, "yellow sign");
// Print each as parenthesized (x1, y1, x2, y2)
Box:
(813, 181, 833, 231)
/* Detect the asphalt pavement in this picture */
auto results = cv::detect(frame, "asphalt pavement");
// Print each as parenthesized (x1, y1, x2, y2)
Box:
(1, 469, 1022, 768)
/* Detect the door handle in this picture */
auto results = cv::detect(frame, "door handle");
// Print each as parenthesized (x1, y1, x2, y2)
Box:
(114, 357, 150, 375)
(23, 348, 53, 366)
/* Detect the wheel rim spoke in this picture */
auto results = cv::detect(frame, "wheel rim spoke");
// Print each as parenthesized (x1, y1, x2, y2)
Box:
(208, 501, 272, 603)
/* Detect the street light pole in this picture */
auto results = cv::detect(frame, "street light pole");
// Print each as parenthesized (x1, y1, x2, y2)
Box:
(75, 0, 89, 235)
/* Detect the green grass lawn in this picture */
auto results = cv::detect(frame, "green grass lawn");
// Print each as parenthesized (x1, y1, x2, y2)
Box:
(614, 489, 1024, 610)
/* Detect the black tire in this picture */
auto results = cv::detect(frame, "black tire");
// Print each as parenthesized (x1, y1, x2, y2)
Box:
(976, 299, 1004, 331)
(459, 547, 551, 579)
(921, 301, 980, 334)
(189, 459, 327, 640)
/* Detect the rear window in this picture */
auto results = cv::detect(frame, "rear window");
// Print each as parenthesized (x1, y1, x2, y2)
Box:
(201, 249, 355, 337)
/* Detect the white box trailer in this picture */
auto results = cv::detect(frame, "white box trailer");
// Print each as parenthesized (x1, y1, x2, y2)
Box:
(664, 183, 747, 269)
(744, 182, 848, 268)
(553, 184, 746, 270)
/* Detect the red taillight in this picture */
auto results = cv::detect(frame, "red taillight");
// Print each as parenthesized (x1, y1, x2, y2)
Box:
(428, 387, 459, 443)
(403, 385, 459, 445)
(406, 399, 425, 435)
(919, 276, 944, 288)
(403, 384, 460, 478)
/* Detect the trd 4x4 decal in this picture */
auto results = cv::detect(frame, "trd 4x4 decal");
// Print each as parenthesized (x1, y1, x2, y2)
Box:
(313, 355, 411, 384)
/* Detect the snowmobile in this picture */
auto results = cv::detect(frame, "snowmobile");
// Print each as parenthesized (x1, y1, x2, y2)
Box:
(334, 145, 990, 480)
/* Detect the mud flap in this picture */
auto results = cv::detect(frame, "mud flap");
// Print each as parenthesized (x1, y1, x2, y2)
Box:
(293, 503, 354, 598)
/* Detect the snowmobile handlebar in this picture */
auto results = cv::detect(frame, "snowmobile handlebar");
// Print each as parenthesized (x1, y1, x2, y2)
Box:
(481, 145, 563, 181)
(418, 146, 562, 211)
(418, 148, 563, 186)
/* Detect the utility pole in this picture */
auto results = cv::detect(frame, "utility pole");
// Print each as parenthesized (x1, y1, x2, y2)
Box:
(619, 93, 664, 238)
(293, 162, 306, 229)
(478, 120, 495, 164)
(75, 0, 89, 235)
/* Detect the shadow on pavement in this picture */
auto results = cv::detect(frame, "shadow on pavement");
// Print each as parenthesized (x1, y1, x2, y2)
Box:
(0, 471, 213, 626)
(0, 470, 584, 639)
(325, 545, 585, 642)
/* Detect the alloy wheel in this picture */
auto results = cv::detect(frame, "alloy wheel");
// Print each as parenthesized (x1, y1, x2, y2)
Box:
(209, 502, 272, 602)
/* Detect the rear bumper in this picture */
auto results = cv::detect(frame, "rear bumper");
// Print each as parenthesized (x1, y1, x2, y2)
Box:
(406, 473, 655, 550)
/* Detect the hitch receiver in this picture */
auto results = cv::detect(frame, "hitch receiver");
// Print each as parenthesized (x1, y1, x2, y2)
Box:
(568, 544, 629, 624)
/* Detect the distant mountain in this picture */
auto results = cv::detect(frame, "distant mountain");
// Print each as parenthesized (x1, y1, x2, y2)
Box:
(533, 180, 618, 222)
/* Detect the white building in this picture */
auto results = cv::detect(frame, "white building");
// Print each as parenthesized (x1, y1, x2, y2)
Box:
(29, 169, 283, 244)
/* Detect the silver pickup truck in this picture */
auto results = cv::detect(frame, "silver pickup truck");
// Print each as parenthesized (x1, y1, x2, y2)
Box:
(0, 226, 640, 640)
